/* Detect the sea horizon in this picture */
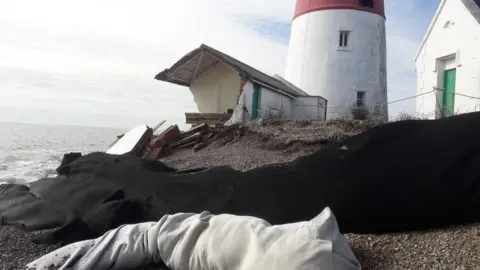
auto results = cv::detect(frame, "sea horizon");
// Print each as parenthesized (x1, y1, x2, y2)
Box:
(0, 122, 124, 184)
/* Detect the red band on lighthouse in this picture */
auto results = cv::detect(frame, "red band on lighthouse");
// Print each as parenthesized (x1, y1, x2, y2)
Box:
(293, 0, 385, 20)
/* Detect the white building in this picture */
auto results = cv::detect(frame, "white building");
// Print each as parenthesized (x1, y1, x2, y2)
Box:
(285, 0, 388, 120)
(155, 44, 327, 125)
(416, 0, 480, 118)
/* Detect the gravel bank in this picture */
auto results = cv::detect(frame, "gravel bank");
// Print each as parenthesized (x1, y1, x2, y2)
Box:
(162, 120, 480, 269)
(3, 119, 478, 269)
(162, 132, 321, 171)
(346, 224, 480, 269)
(162, 119, 373, 171)
(0, 226, 62, 270)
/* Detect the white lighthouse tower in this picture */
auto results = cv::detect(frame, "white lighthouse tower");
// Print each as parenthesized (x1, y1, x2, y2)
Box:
(285, 0, 388, 120)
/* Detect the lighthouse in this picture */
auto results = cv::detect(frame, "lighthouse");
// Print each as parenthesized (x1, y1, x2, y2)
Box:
(285, 0, 388, 120)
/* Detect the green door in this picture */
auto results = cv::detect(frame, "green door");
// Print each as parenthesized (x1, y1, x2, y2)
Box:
(251, 84, 261, 120)
(442, 69, 456, 117)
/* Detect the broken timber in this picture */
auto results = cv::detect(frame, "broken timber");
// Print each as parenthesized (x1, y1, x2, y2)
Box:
(113, 119, 238, 161)
(170, 132, 202, 148)
(143, 125, 181, 160)
(151, 120, 166, 132)
(185, 113, 232, 125)
(180, 123, 208, 138)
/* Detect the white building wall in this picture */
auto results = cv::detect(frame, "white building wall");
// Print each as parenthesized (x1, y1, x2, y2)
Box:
(285, 9, 388, 120)
(242, 81, 254, 118)
(259, 87, 293, 119)
(416, 0, 480, 117)
(293, 97, 327, 120)
(190, 63, 240, 113)
(242, 81, 294, 120)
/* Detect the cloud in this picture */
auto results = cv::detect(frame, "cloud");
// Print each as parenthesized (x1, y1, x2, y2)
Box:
(0, 0, 437, 127)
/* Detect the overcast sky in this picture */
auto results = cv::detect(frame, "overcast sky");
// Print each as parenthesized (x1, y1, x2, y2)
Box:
(0, 0, 438, 128)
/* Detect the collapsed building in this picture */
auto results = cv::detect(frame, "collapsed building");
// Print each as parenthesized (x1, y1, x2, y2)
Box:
(154, 44, 327, 126)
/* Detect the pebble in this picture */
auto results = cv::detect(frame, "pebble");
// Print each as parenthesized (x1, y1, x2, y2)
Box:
(0, 226, 61, 270)
(3, 120, 479, 269)
(346, 224, 480, 269)
(162, 120, 373, 172)
(163, 120, 480, 269)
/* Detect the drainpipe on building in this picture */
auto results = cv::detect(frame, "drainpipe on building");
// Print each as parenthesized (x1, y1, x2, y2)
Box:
(324, 99, 328, 121)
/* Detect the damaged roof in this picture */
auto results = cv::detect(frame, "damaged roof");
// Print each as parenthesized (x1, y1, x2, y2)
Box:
(462, 0, 480, 23)
(154, 44, 306, 97)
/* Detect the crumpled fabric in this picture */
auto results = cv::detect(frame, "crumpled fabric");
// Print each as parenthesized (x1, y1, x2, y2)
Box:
(27, 207, 361, 270)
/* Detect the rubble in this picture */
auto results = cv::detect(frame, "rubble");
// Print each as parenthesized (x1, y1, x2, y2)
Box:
(169, 132, 202, 148)
(107, 117, 377, 165)
(111, 120, 244, 161)
(185, 113, 232, 126)
(142, 125, 181, 160)
(107, 124, 153, 156)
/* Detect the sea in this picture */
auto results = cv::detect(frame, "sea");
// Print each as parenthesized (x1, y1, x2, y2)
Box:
(0, 122, 126, 185)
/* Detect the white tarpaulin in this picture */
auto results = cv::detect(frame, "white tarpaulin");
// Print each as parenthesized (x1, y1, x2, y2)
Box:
(106, 124, 149, 155)
(27, 208, 361, 270)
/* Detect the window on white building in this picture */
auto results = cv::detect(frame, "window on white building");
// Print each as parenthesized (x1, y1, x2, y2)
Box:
(359, 0, 374, 8)
(356, 91, 366, 106)
(443, 20, 455, 28)
(339, 31, 350, 48)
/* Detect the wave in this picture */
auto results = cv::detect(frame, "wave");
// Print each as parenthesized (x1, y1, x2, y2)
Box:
(0, 177, 28, 185)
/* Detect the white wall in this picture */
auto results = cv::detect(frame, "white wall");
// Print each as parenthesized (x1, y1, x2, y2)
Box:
(416, 0, 480, 117)
(190, 63, 240, 113)
(260, 86, 293, 119)
(285, 9, 388, 120)
(242, 81, 254, 119)
(293, 96, 327, 120)
(242, 81, 294, 120)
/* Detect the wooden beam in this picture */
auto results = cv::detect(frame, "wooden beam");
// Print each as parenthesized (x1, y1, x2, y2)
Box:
(169, 53, 201, 77)
(185, 113, 233, 125)
(170, 132, 202, 148)
(165, 76, 191, 85)
(193, 58, 219, 80)
(191, 52, 205, 81)
(176, 140, 198, 149)
(181, 123, 208, 138)
(185, 113, 232, 117)
(168, 48, 207, 82)
(152, 120, 166, 132)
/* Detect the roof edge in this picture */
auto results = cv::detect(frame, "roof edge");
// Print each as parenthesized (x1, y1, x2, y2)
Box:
(293, 5, 386, 20)
(273, 74, 310, 96)
(462, 0, 480, 24)
(154, 45, 207, 82)
(415, 0, 447, 61)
